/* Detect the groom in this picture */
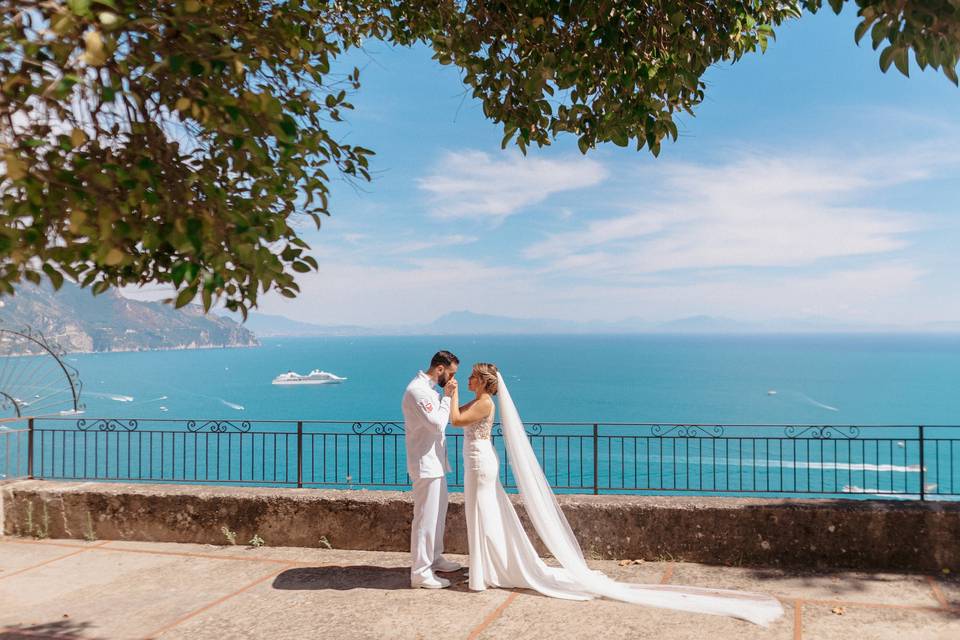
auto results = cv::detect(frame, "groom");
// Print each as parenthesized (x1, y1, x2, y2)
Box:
(402, 350, 462, 589)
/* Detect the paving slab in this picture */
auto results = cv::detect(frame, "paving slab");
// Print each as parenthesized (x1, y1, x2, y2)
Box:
(800, 600, 960, 640)
(477, 589, 797, 640)
(0, 538, 955, 640)
(99, 539, 410, 567)
(0, 543, 281, 639)
(936, 574, 960, 608)
(158, 563, 503, 640)
(0, 540, 97, 578)
(669, 563, 941, 607)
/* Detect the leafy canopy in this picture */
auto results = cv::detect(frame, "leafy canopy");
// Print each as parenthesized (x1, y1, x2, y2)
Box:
(1, 1, 957, 316)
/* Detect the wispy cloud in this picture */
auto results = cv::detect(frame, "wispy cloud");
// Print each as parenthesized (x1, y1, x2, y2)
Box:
(524, 152, 944, 278)
(548, 264, 929, 324)
(257, 256, 539, 325)
(417, 150, 607, 221)
(386, 234, 477, 255)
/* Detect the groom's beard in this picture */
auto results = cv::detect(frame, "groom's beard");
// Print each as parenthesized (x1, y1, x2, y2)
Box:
(437, 373, 449, 388)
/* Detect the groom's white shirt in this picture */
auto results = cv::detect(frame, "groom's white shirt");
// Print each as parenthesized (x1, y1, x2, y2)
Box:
(402, 371, 452, 480)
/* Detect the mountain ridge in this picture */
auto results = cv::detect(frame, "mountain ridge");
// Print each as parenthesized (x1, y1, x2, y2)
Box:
(0, 283, 259, 353)
(232, 309, 960, 336)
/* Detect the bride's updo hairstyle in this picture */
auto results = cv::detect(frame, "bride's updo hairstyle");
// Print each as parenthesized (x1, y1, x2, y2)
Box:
(473, 363, 499, 396)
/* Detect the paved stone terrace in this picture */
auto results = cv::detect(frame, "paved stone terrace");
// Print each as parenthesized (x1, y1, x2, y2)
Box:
(1, 537, 958, 639)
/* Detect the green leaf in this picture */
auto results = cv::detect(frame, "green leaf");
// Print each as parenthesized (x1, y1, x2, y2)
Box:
(42, 264, 65, 290)
(893, 48, 910, 77)
(68, 0, 92, 17)
(945, 64, 959, 87)
(171, 263, 188, 287)
(871, 21, 887, 49)
(879, 45, 896, 72)
(175, 287, 195, 308)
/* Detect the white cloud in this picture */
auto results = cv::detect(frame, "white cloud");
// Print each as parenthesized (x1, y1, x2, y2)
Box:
(526, 153, 931, 278)
(123, 144, 960, 328)
(386, 234, 477, 255)
(255, 256, 539, 325)
(549, 264, 928, 324)
(417, 150, 607, 221)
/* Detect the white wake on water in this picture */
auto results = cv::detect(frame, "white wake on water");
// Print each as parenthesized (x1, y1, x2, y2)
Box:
(87, 392, 135, 402)
(219, 399, 245, 411)
(796, 393, 839, 412)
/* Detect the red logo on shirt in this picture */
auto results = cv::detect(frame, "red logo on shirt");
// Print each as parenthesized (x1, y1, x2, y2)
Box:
(420, 400, 434, 413)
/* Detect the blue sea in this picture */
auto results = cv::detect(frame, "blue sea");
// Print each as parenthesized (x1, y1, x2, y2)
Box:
(6, 334, 960, 497)
(62, 334, 960, 424)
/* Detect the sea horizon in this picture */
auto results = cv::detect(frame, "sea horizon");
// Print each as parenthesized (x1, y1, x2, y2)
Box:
(21, 332, 957, 425)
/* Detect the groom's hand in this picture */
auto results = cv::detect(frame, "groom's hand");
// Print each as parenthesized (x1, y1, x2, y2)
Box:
(444, 378, 458, 396)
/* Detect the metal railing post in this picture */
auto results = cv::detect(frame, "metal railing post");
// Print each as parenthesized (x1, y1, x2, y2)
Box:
(593, 423, 599, 495)
(26, 417, 34, 479)
(297, 421, 304, 488)
(919, 425, 925, 501)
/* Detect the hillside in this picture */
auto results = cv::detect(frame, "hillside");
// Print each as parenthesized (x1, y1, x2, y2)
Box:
(0, 283, 259, 353)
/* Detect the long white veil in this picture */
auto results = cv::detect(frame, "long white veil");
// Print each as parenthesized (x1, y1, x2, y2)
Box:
(495, 373, 784, 626)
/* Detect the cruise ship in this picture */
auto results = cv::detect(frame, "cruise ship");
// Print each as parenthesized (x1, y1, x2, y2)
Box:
(272, 369, 347, 385)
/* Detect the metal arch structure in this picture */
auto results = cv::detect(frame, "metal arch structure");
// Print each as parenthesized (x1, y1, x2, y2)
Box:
(0, 325, 84, 418)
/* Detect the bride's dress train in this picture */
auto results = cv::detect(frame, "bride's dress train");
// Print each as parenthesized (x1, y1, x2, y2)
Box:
(461, 374, 784, 626)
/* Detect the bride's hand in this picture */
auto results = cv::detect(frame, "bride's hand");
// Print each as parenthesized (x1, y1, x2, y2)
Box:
(444, 377, 458, 397)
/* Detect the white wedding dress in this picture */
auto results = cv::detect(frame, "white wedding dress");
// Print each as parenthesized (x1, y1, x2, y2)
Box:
(460, 373, 783, 626)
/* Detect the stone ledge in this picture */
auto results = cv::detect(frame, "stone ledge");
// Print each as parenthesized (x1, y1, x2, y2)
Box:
(3, 480, 958, 571)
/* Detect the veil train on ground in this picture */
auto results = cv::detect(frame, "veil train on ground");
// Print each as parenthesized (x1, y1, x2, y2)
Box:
(495, 372, 784, 626)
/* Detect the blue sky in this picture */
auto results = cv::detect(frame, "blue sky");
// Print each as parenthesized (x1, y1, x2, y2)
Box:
(229, 8, 960, 327)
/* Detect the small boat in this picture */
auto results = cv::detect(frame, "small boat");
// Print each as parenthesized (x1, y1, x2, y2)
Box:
(766, 390, 777, 396)
(272, 369, 347, 385)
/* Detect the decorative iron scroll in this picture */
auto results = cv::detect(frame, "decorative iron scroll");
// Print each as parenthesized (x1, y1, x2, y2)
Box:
(77, 419, 138, 431)
(492, 422, 543, 437)
(785, 425, 861, 439)
(187, 420, 252, 433)
(651, 424, 724, 438)
(0, 324, 85, 416)
(352, 422, 404, 435)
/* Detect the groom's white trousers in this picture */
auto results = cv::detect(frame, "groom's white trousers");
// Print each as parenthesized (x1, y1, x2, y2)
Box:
(410, 475, 448, 580)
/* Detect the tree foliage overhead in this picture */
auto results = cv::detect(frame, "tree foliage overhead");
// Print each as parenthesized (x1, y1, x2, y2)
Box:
(1, 0, 958, 317)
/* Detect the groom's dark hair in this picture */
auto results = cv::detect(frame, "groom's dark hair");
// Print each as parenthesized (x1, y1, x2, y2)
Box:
(430, 350, 459, 368)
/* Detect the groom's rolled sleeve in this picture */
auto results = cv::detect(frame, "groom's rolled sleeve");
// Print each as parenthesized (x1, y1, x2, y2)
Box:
(411, 389, 451, 432)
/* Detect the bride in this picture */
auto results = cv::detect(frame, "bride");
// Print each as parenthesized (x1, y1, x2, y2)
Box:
(446, 363, 783, 626)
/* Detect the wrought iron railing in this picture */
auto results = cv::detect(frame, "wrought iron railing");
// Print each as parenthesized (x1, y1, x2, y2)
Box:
(10, 417, 960, 500)
(0, 418, 30, 480)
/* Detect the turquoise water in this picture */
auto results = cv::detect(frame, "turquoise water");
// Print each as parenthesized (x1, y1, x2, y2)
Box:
(6, 334, 960, 497)
(58, 334, 960, 424)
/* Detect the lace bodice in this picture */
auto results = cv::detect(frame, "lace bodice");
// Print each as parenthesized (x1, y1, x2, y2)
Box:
(465, 412, 494, 440)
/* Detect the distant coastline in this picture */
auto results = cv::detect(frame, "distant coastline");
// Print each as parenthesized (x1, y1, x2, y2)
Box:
(234, 309, 960, 338)
(1, 283, 258, 355)
(60, 341, 260, 355)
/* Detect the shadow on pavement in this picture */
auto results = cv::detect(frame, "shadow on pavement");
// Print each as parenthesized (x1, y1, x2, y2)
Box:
(0, 619, 102, 639)
(273, 565, 411, 590)
(273, 565, 472, 592)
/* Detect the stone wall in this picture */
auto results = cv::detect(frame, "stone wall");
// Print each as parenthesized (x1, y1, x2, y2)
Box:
(3, 479, 959, 571)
